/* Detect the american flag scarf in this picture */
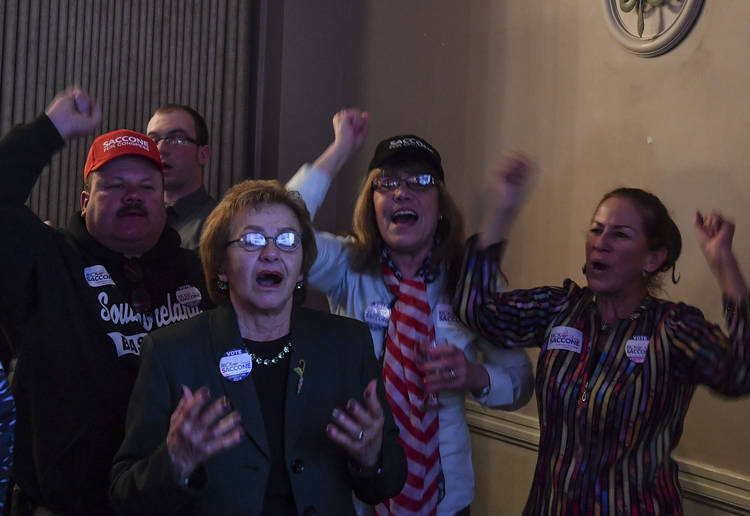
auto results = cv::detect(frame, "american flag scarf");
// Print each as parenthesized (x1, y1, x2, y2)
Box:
(376, 264, 441, 516)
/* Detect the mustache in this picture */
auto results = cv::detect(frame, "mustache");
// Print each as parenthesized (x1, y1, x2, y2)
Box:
(116, 205, 147, 217)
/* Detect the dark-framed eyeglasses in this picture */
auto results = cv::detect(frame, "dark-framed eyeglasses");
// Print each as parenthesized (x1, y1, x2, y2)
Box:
(123, 258, 152, 314)
(226, 231, 302, 253)
(372, 174, 438, 193)
(150, 135, 200, 147)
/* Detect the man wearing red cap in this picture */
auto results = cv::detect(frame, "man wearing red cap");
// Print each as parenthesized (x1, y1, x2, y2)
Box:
(0, 88, 212, 515)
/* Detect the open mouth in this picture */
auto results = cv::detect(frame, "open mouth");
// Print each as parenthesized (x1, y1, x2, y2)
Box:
(391, 209, 418, 225)
(590, 261, 608, 272)
(256, 271, 283, 286)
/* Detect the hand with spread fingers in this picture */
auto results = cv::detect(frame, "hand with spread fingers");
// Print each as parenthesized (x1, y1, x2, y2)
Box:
(44, 86, 102, 140)
(327, 379, 384, 468)
(166, 385, 244, 479)
(421, 343, 490, 397)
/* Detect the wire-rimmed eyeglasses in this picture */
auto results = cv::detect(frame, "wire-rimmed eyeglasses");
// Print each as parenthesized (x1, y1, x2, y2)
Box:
(372, 173, 438, 193)
(226, 231, 301, 252)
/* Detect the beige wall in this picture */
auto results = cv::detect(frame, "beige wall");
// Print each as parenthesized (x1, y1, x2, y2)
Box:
(275, 0, 750, 512)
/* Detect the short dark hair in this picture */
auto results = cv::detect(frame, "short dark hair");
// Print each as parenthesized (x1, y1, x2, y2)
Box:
(598, 187, 682, 287)
(153, 104, 209, 146)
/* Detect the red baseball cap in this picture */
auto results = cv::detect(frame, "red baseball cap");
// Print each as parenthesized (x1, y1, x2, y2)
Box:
(83, 129, 164, 181)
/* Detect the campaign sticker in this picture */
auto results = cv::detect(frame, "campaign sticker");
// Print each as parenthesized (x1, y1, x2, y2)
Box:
(84, 265, 115, 287)
(219, 349, 253, 381)
(176, 284, 202, 306)
(364, 302, 391, 329)
(436, 303, 461, 329)
(625, 335, 649, 364)
(547, 326, 583, 353)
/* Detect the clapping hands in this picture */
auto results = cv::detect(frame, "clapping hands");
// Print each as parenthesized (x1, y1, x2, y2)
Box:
(166, 386, 244, 480)
(326, 379, 384, 469)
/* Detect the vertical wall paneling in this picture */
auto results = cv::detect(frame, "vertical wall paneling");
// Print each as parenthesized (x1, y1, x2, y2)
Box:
(0, 0, 257, 226)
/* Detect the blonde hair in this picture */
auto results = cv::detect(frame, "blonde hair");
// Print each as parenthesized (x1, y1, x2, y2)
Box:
(200, 180, 317, 304)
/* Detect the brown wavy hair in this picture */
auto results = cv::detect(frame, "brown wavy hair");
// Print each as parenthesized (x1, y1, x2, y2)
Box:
(200, 180, 317, 304)
(349, 166, 466, 297)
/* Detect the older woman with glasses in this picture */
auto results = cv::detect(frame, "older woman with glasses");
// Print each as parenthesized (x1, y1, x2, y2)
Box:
(110, 180, 406, 516)
(286, 110, 533, 516)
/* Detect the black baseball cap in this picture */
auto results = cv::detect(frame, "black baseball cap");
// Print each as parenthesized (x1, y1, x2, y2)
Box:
(368, 134, 444, 181)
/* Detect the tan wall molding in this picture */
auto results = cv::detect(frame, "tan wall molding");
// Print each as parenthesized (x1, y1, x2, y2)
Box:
(466, 401, 750, 513)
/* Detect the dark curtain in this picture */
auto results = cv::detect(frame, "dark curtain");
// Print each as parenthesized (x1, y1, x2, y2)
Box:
(0, 0, 258, 224)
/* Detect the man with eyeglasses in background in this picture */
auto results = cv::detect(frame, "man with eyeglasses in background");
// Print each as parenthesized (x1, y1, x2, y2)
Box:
(2, 87, 212, 515)
(146, 104, 217, 251)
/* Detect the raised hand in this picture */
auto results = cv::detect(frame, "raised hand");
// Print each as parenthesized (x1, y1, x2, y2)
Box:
(695, 210, 748, 299)
(332, 108, 369, 157)
(695, 211, 734, 268)
(326, 379, 384, 468)
(44, 87, 102, 140)
(313, 108, 369, 179)
(166, 386, 243, 479)
(487, 151, 534, 212)
(479, 151, 534, 248)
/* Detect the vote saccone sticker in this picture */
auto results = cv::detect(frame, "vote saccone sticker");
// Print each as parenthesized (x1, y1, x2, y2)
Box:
(625, 336, 649, 364)
(220, 349, 253, 381)
(364, 302, 391, 329)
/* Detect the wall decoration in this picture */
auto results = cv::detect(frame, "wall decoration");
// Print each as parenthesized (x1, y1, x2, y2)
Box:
(602, 0, 704, 57)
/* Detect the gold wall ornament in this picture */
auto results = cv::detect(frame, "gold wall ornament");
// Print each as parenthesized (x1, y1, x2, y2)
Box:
(602, 0, 704, 57)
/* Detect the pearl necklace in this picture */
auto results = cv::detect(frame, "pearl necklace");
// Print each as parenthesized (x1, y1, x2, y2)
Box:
(249, 340, 292, 367)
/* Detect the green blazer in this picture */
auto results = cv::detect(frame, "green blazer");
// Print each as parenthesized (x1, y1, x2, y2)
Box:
(110, 304, 406, 515)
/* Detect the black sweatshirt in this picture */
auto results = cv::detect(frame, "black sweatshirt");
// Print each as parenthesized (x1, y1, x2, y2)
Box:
(0, 115, 213, 514)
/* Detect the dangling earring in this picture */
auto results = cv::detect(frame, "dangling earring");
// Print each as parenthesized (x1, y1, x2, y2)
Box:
(642, 270, 648, 279)
(295, 280, 304, 291)
(581, 264, 587, 275)
(217, 278, 228, 291)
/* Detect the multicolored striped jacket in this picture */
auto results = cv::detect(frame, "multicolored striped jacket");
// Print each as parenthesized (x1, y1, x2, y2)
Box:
(455, 236, 750, 515)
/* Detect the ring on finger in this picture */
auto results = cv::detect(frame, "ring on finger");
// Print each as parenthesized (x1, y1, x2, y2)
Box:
(356, 430, 364, 441)
(448, 368, 457, 380)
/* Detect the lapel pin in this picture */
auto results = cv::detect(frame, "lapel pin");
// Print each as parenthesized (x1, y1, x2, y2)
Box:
(294, 359, 306, 395)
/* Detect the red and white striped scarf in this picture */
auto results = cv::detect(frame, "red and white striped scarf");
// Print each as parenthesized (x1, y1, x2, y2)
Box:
(376, 265, 440, 516)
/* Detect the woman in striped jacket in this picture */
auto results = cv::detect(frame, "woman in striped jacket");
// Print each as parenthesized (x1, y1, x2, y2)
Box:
(455, 155, 750, 515)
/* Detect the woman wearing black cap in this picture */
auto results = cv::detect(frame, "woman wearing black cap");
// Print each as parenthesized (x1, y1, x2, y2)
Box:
(286, 109, 534, 516)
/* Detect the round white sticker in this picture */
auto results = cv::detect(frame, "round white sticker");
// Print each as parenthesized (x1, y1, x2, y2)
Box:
(625, 336, 649, 364)
(364, 302, 391, 329)
(219, 349, 253, 381)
